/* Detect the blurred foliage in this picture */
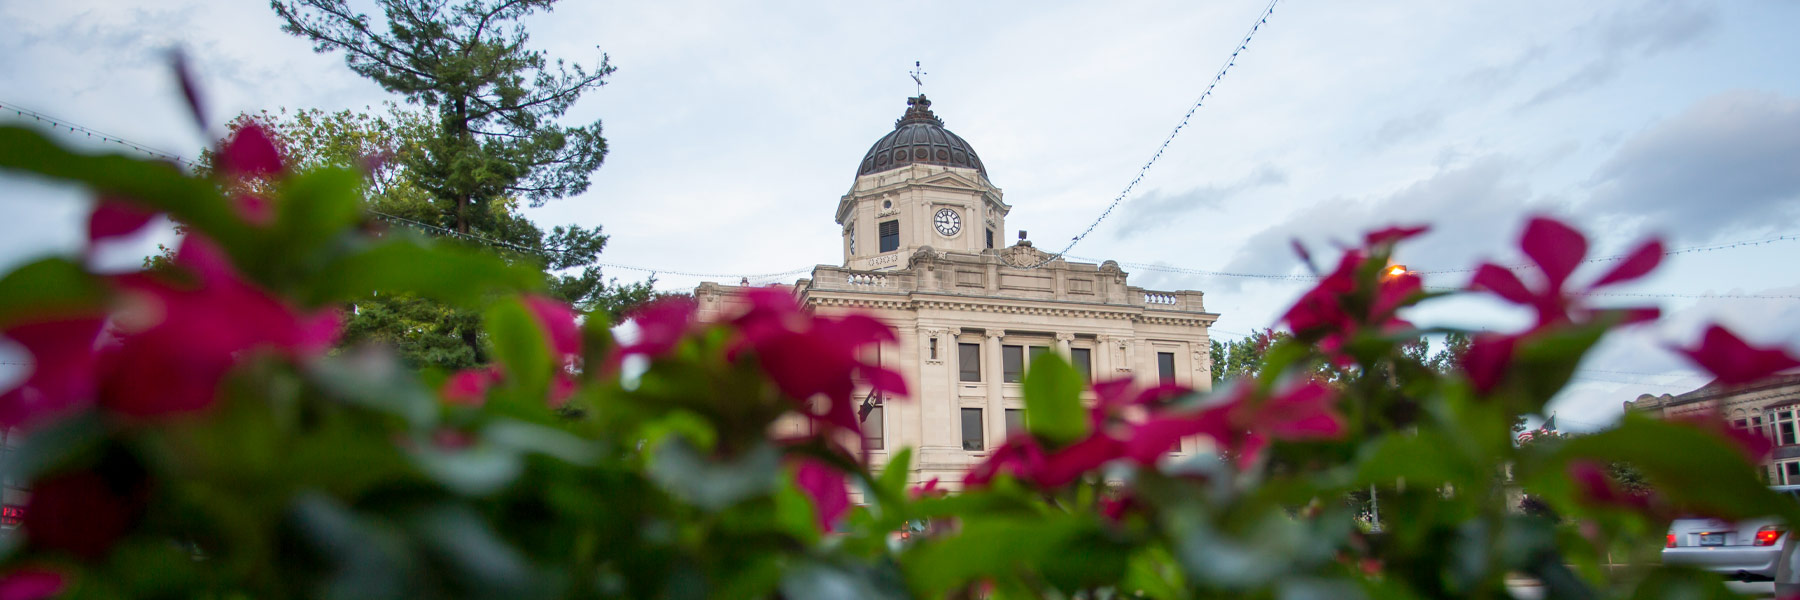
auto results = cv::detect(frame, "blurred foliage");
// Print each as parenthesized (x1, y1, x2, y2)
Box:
(2, 107, 1796, 600)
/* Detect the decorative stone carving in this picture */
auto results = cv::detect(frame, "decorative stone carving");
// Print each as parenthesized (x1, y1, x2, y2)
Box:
(999, 241, 1056, 268)
(1054, 332, 1076, 343)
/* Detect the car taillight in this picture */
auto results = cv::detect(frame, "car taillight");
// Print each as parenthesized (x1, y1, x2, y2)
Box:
(1667, 533, 1676, 548)
(1756, 526, 1785, 547)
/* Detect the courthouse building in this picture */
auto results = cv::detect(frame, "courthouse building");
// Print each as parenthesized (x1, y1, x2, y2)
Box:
(1626, 373, 1800, 485)
(695, 96, 1219, 488)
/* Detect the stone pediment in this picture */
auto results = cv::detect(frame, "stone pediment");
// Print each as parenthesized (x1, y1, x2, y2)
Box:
(999, 241, 1058, 269)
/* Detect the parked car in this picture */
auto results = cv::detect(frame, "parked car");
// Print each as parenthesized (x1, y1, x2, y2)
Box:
(1663, 485, 1800, 583)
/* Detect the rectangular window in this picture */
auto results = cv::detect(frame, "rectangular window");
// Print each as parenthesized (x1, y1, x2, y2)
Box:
(879, 220, 899, 253)
(1029, 346, 1051, 364)
(962, 408, 984, 451)
(1071, 348, 1092, 382)
(929, 337, 938, 361)
(863, 405, 884, 451)
(1785, 461, 1800, 485)
(1005, 408, 1024, 438)
(1157, 352, 1176, 384)
(1003, 345, 1024, 383)
(986, 228, 995, 249)
(959, 343, 981, 382)
(847, 226, 855, 256)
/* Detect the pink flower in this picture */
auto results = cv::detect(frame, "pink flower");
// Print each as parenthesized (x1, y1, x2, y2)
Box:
(1462, 334, 1519, 394)
(1089, 377, 1189, 429)
(1127, 380, 1344, 467)
(909, 477, 942, 499)
(23, 471, 145, 560)
(219, 123, 284, 178)
(1281, 244, 1421, 358)
(794, 458, 851, 532)
(1363, 225, 1428, 247)
(99, 237, 339, 417)
(0, 568, 65, 600)
(1675, 325, 1800, 386)
(0, 318, 106, 429)
(523, 295, 581, 362)
(440, 367, 500, 406)
(1567, 460, 1653, 512)
(1469, 216, 1662, 330)
(611, 296, 698, 367)
(730, 288, 904, 434)
(962, 436, 1048, 488)
(87, 197, 158, 244)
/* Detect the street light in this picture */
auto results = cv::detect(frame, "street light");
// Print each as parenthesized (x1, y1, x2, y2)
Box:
(1383, 264, 1409, 280)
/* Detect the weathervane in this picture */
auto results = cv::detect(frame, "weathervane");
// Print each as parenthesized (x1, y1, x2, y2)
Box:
(909, 61, 927, 95)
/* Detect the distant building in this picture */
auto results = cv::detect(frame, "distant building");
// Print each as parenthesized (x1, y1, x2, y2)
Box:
(1625, 373, 1800, 484)
(694, 95, 1219, 490)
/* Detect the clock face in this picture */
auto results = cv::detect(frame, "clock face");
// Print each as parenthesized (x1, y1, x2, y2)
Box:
(934, 208, 962, 236)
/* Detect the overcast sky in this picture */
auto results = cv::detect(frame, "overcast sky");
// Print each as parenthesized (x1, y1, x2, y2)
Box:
(3, 0, 1798, 429)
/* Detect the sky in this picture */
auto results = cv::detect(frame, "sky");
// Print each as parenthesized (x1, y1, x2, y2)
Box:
(2, 0, 1798, 430)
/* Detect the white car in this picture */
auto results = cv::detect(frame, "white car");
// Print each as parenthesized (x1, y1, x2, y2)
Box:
(1663, 486, 1800, 584)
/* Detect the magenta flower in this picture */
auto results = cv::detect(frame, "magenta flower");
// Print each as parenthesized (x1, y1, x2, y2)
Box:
(730, 287, 904, 434)
(1126, 379, 1344, 467)
(523, 295, 581, 362)
(1567, 460, 1653, 513)
(611, 296, 698, 367)
(1469, 216, 1662, 330)
(1281, 243, 1422, 358)
(1461, 334, 1519, 394)
(1675, 325, 1800, 386)
(23, 471, 145, 560)
(793, 458, 851, 531)
(440, 367, 500, 406)
(962, 436, 1048, 488)
(0, 318, 106, 429)
(0, 568, 65, 600)
(99, 237, 339, 417)
(86, 197, 158, 244)
(909, 477, 942, 499)
(219, 123, 285, 178)
(1363, 225, 1428, 247)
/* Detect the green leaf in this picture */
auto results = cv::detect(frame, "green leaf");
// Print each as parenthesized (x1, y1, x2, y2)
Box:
(306, 350, 438, 430)
(647, 438, 780, 510)
(304, 237, 542, 307)
(485, 296, 551, 399)
(1022, 352, 1088, 445)
(407, 442, 525, 496)
(0, 126, 252, 253)
(0, 257, 108, 327)
(1549, 414, 1800, 524)
(274, 166, 365, 254)
(904, 515, 1088, 593)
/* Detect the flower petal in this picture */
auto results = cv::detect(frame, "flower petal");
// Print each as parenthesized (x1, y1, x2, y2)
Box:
(1463, 334, 1519, 394)
(1520, 217, 1587, 293)
(87, 198, 157, 243)
(1363, 225, 1429, 247)
(1591, 239, 1664, 289)
(220, 123, 284, 178)
(1469, 264, 1537, 306)
(441, 368, 496, 406)
(0, 567, 66, 600)
(1676, 325, 1800, 386)
(794, 459, 851, 532)
(0, 318, 105, 429)
(523, 295, 581, 360)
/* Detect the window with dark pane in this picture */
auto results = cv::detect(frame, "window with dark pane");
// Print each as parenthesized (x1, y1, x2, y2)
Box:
(961, 408, 984, 450)
(1071, 348, 1092, 382)
(959, 342, 981, 382)
(879, 219, 899, 253)
(986, 228, 994, 249)
(1004, 408, 1024, 437)
(863, 405, 884, 450)
(1002, 345, 1024, 383)
(1157, 352, 1176, 384)
(928, 337, 938, 361)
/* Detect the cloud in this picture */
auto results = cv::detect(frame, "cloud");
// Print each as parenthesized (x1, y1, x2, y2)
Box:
(1370, 110, 1445, 149)
(1217, 157, 1545, 290)
(1110, 165, 1286, 238)
(1582, 90, 1800, 242)
(1517, 1, 1717, 110)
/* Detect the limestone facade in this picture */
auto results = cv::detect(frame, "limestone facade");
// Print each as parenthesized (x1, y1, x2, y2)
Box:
(1625, 373, 1800, 485)
(694, 96, 1218, 489)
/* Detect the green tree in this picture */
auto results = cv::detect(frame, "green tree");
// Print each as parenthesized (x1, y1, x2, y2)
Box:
(271, 0, 612, 235)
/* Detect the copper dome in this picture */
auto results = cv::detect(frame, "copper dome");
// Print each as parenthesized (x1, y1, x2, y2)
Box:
(857, 95, 987, 178)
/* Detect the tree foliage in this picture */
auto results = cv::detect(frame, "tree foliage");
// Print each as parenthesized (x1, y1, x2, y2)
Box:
(272, 0, 613, 234)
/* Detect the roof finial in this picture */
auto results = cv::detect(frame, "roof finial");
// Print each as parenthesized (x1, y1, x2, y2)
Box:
(909, 61, 927, 96)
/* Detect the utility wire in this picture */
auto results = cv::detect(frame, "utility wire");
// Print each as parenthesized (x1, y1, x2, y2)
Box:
(7, 96, 1797, 296)
(0, 99, 200, 167)
(1016, 0, 1283, 269)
